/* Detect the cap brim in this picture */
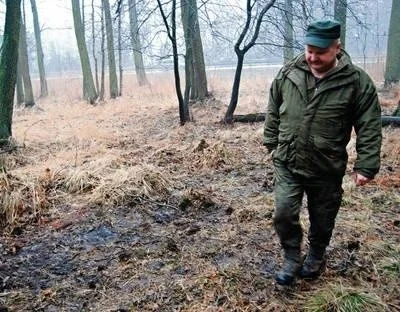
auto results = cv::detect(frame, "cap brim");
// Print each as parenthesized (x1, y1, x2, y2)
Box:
(305, 36, 335, 48)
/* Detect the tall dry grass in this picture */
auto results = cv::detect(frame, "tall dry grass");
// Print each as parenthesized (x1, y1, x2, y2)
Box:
(3, 63, 398, 232)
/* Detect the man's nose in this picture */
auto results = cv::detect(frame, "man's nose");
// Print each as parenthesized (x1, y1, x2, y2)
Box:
(309, 54, 317, 62)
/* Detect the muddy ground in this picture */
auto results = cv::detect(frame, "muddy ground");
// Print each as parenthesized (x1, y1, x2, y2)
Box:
(0, 86, 399, 311)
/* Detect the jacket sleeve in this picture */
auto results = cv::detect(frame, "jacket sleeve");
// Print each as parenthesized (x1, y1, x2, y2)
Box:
(263, 73, 283, 152)
(353, 71, 382, 178)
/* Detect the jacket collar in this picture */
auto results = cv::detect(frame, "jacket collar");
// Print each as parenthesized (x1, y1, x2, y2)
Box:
(284, 49, 358, 102)
(294, 49, 356, 77)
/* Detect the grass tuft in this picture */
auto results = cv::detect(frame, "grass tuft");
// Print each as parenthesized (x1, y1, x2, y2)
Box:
(304, 285, 387, 312)
(90, 164, 172, 207)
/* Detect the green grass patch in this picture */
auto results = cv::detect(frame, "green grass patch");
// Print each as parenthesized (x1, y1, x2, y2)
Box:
(304, 285, 387, 312)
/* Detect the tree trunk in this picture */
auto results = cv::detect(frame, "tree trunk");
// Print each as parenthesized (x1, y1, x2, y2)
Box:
(171, 1, 189, 124)
(393, 100, 400, 117)
(19, 18, 35, 107)
(283, 0, 294, 64)
(30, 0, 48, 98)
(82, 0, 87, 99)
(334, 0, 347, 48)
(224, 53, 244, 124)
(92, 0, 99, 93)
(16, 61, 24, 106)
(102, 0, 119, 99)
(233, 113, 265, 123)
(223, 0, 276, 124)
(0, 0, 21, 144)
(157, 0, 189, 125)
(100, 0, 105, 101)
(71, 0, 98, 104)
(384, 0, 400, 86)
(181, 0, 193, 107)
(128, 0, 149, 86)
(181, 0, 207, 101)
(118, 0, 123, 96)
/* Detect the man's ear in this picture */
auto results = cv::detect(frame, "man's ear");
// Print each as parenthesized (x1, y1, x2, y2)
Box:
(336, 40, 342, 53)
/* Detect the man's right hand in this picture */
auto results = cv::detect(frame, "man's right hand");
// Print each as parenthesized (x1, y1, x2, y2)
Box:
(353, 172, 372, 186)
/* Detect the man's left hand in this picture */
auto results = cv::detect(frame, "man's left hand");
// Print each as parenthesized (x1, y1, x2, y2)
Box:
(353, 172, 372, 186)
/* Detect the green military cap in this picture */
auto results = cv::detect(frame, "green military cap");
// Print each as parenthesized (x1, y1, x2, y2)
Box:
(305, 20, 341, 48)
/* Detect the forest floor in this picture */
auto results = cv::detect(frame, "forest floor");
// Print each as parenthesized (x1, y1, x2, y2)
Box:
(0, 71, 399, 311)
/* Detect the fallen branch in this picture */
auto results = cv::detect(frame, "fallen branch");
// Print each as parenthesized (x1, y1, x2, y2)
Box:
(232, 113, 265, 123)
(231, 113, 400, 127)
(381, 116, 400, 127)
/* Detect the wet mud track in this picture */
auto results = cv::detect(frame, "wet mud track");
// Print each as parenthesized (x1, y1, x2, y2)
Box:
(0, 168, 280, 311)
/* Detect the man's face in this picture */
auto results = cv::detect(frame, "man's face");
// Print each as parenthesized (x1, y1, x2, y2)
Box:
(305, 42, 340, 74)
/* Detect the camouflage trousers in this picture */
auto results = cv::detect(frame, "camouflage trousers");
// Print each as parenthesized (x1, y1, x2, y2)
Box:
(273, 159, 343, 258)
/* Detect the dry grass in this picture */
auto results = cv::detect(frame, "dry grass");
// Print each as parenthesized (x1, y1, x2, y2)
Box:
(303, 284, 388, 312)
(1, 65, 399, 311)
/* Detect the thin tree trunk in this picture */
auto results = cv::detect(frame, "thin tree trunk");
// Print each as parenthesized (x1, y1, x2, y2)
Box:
(223, 0, 276, 124)
(71, 0, 98, 104)
(283, 0, 294, 64)
(188, 0, 207, 100)
(30, 0, 48, 98)
(19, 18, 35, 107)
(128, 0, 149, 86)
(100, 1, 105, 101)
(118, 0, 123, 96)
(181, 0, 207, 101)
(82, 0, 87, 98)
(181, 0, 193, 107)
(384, 0, 400, 86)
(16, 60, 25, 106)
(102, 0, 119, 99)
(92, 0, 99, 93)
(170, 1, 189, 123)
(0, 0, 21, 144)
(157, 0, 189, 124)
(224, 53, 244, 124)
(393, 101, 400, 117)
(334, 0, 347, 48)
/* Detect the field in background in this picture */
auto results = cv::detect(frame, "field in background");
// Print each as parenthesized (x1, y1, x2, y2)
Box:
(0, 65, 399, 311)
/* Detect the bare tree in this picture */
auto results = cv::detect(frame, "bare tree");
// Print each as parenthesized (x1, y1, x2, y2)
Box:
(128, 0, 149, 86)
(181, 0, 208, 102)
(71, 0, 98, 104)
(91, 0, 100, 93)
(100, 0, 105, 101)
(384, 0, 400, 89)
(156, 0, 190, 125)
(82, 0, 87, 98)
(283, 0, 294, 64)
(30, 0, 48, 98)
(334, 0, 347, 48)
(16, 56, 24, 106)
(0, 0, 21, 145)
(18, 16, 35, 107)
(102, 0, 119, 99)
(224, 0, 276, 124)
(118, 0, 123, 96)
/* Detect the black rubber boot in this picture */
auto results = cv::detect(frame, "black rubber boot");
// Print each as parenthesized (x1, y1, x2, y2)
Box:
(275, 249, 302, 286)
(275, 259, 302, 285)
(299, 249, 326, 279)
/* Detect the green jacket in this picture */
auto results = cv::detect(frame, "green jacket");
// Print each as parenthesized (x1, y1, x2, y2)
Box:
(264, 51, 382, 179)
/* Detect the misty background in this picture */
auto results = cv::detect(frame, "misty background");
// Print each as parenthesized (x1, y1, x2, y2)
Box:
(0, 0, 392, 79)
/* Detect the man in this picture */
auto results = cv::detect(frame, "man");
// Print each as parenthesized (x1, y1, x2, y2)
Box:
(264, 20, 382, 285)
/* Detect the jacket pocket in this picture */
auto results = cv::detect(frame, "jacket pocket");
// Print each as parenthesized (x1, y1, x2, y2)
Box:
(311, 135, 347, 176)
(274, 133, 294, 162)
